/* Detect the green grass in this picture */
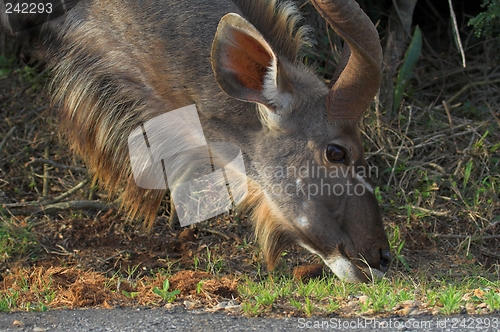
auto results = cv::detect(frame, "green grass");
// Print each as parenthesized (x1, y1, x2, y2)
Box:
(192, 246, 227, 274)
(152, 279, 180, 303)
(386, 225, 410, 272)
(237, 272, 500, 317)
(0, 215, 41, 264)
(204, 246, 225, 274)
(485, 289, 500, 311)
(0, 290, 19, 313)
(439, 284, 463, 314)
(0, 275, 55, 313)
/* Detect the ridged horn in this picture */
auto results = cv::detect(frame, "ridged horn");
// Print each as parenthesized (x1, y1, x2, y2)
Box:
(310, 0, 382, 121)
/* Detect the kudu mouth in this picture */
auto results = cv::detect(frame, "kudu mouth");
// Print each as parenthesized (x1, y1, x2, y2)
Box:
(324, 249, 391, 283)
(324, 248, 392, 283)
(299, 242, 391, 283)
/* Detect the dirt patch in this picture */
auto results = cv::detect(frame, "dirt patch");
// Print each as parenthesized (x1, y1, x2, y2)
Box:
(169, 270, 239, 300)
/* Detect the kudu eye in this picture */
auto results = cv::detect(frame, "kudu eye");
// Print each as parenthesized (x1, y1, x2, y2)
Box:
(325, 144, 346, 164)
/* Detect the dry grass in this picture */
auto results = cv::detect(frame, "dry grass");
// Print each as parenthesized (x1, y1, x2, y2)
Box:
(1, 266, 239, 311)
(361, 28, 500, 273)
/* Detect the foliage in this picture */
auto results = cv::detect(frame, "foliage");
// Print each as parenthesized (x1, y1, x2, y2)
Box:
(0, 56, 13, 78)
(469, 0, 500, 37)
(152, 279, 180, 303)
(0, 217, 40, 264)
(393, 26, 422, 114)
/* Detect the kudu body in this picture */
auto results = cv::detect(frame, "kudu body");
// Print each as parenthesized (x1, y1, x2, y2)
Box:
(2, 0, 391, 282)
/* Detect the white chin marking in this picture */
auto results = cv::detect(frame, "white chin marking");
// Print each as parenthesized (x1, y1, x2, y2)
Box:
(324, 256, 364, 283)
(324, 256, 384, 283)
(298, 243, 384, 283)
(298, 243, 361, 282)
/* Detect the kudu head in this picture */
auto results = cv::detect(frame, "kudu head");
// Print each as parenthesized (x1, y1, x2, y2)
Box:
(211, 0, 391, 282)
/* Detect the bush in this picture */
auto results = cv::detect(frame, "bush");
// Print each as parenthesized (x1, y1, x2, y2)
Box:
(469, 0, 500, 37)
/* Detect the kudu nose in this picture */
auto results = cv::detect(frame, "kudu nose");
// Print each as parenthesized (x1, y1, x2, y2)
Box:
(379, 249, 392, 273)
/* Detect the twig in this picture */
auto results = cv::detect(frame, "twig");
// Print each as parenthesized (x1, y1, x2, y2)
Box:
(388, 105, 413, 188)
(104, 250, 128, 262)
(28, 158, 87, 173)
(410, 126, 486, 149)
(441, 100, 454, 131)
(4, 200, 113, 216)
(204, 228, 231, 241)
(43, 144, 50, 197)
(423, 0, 447, 25)
(412, 122, 472, 142)
(480, 247, 500, 259)
(419, 65, 497, 91)
(7, 106, 47, 121)
(0, 30, 4, 56)
(3, 85, 31, 105)
(445, 79, 500, 105)
(40, 179, 90, 205)
(2, 67, 48, 105)
(431, 234, 500, 240)
(410, 205, 449, 217)
(0, 126, 16, 153)
(447, 0, 466, 68)
(40, 243, 75, 256)
(3, 179, 90, 207)
(429, 234, 500, 240)
(487, 103, 500, 129)
(426, 162, 445, 173)
(391, 0, 408, 35)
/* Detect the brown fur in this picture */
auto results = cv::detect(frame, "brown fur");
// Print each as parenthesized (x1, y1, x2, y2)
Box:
(234, 0, 311, 61)
(48, 1, 309, 235)
(239, 180, 299, 268)
(7, 0, 390, 277)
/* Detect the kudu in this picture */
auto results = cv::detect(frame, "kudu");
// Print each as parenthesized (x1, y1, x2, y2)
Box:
(2, 0, 391, 282)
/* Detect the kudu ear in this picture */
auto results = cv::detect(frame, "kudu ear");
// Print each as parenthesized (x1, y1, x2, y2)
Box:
(211, 13, 292, 110)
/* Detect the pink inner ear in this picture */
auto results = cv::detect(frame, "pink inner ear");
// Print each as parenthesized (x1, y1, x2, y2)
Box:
(222, 28, 272, 91)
